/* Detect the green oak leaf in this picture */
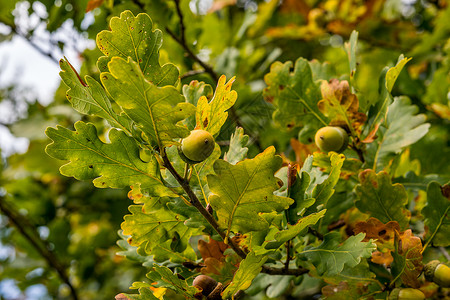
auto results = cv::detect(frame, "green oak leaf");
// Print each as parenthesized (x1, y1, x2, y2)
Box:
(391, 230, 423, 288)
(224, 127, 249, 165)
(298, 232, 376, 276)
(207, 147, 294, 235)
(367, 55, 411, 132)
(96, 10, 179, 86)
(222, 252, 268, 299)
(303, 152, 345, 218)
(121, 204, 201, 263)
(265, 210, 326, 249)
(59, 58, 133, 133)
(370, 96, 430, 171)
(118, 285, 159, 300)
(195, 75, 238, 136)
(45, 121, 174, 195)
(355, 170, 410, 230)
(146, 265, 200, 298)
(182, 80, 213, 130)
(263, 58, 327, 134)
(344, 30, 358, 80)
(101, 57, 195, 148)
(322, 260, 377, 285)
(422, 182, 450, 247)
(116, 230, 154, 267)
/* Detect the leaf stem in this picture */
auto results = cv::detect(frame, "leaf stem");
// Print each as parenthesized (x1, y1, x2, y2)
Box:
(261, 265, 309, 276)
(0, 196, 79, 300)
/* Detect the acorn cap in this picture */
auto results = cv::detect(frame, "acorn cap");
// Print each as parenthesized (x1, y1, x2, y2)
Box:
(424, 260, 441, 282)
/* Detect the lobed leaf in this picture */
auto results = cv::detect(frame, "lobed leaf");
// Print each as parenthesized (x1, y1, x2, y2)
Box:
(96, 10, 179, 86)
(344, 30, 358, 79)
(371, 97, 430, 171)
(391, 230, 423, 288)
(208, 147, 293, 235)
(317, 79, 366, 133)
(298, 232, 376, 276)
(265, 210, 326, 249)
(222, 252, 268, 299)
(354, 218, 401, 266)
(224, 127, 249, 165)
(422, 182, 450, 247)
(45, 121, 173, 195)
(263, 58, 327, 134)
(303, 152, 345, 218)
(367, 56, 411, 133)
(182, 80, 214, 130)
(146, 265, 200, 298)
(195, 75, 238, 136)
(355, 170, 410, 230)
(59, 58, 133, 133)
(101, 57, 195, 148)
(122, 203, 202, 263)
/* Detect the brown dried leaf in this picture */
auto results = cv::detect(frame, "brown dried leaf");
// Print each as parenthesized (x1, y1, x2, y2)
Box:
(86, 0, 104, 12)
(317, 79, 367, 134)
(354, 217, 400, 266)
(198, 238, 229, 261)
(395, 229, 423, 288)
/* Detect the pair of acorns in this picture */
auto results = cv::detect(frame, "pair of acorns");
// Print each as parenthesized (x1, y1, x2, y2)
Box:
(178, 125, 349, 166)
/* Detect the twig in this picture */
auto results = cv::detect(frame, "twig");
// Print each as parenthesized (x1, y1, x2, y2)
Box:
(180, 69, 207, 79)
(308, 227, 324, 240)
(161, 150, 311, 276)
(165, 27, 219, 82)
(261, 265, 309, 276)
(284, 240, 291, 271)
(0, 196, 79, 300)
(173, 0, 186, 45)
(160, 148, 247, 259)
(9, 24, 59, 64)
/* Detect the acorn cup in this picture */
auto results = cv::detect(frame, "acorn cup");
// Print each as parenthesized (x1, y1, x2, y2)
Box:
(424, 260, 450, 288)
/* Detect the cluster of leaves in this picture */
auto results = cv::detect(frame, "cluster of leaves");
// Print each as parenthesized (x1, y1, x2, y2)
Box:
(40, 8, 450, 300)
(0, 0, 449, 299)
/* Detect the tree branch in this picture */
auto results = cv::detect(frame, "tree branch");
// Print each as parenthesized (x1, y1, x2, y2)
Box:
(261, 265, 309, 276)
(160, 149, 247, 259)
(161, 149, 311, 276)
(165, 27, 219, 82)
(0, 196, 79, 300)
(8, 23, 59, 65)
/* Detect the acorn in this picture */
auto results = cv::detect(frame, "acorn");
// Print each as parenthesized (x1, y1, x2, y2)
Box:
(178, 130, 215, 164)
(314, 126, 349, 153)
(424, 260, 450, 287)
(193, 275, 223, 299)
(389, 288, 425, 300)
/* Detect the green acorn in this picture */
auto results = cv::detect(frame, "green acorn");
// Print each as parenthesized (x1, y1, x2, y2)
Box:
(424, 260, 450, 287)
(314, 126, 349, 153)
(389, 288, 425, 300)
(178, 130, 215, 164)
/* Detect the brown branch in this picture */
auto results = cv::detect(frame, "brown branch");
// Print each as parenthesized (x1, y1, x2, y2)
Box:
(0, 196, 79, 300)
(284, 240, 291, 271)
(173, 0, 186, 45)
(180, 69, 207, 79)
(165, 27, 219, 82)
(261, 265, 309, 276)
(8, 24, 59, 65)
(160, 149, 247, 259)
(161, 149, 312, 276)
